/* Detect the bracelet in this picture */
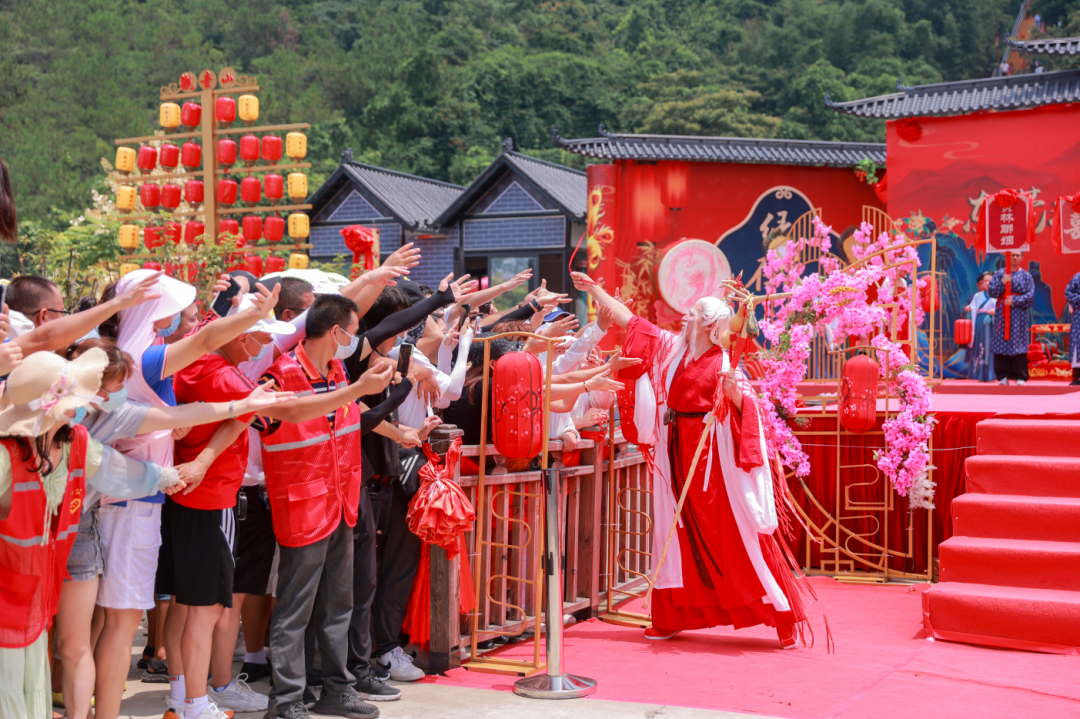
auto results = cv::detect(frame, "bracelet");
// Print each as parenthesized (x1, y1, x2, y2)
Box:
(582, 380, 589, 392)
(228, 400, 236, 419)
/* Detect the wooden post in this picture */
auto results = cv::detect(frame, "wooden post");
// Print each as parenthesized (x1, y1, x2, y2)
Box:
(577, 427, 604, 613)
(427, 424, 464, 674)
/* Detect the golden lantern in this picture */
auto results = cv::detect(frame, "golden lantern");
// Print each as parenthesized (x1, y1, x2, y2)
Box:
(115, 147, 136, 175)
(117, 185, 138, 213)
(238, 95, 259, 126)
(287, 172, 308, 201)
(288, 253, 309, 270)
(160, 102, 181, 130)
(120, 262, 141, 277)
(287, 213, 309, 240)
(286, 132, 307, 161)
(119, 224, 140, 249)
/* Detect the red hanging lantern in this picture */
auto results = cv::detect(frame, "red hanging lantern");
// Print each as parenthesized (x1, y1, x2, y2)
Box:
(184, 180, 204, 205)
(160, 183, 182, 210)
(181, 142, 201, 171)
(184, 221, 205, 245)
(491, 352, 544, 459)
(218, 218, 240, 244)
(240, 176, 261, 207)
(163, 221, 182, 245)
(239, 135, 259, 167)
(261, 135, 283, 165)
(242, 215, 263, 243)
(919, 276, 937, 314)
(217, 139, 237, 167)
(143, 261, 163, 272)
(218, 178, 238, 207)
(180, 102, 202, 130)
(264, 256, 286, 274)
(242, 253, 264, 277)
(264, 215, 285, 242)
(215, 96, 236, 128)
(839, 354, 879, 433)
(143, 226, 164, 250)
(159, 143, 180, 171)
(264, 174, 284, 204)
(140, 184, 160, 209)
(954, 318, 973, 346)
(136, 146, 158, 173)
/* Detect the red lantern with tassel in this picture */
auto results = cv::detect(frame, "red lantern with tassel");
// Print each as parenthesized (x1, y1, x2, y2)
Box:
(264, 215, 285, 243)
(184, 221, 205, 246)
(954, 318, 973, 346)
(239, 135, 259, 167)
(242, 254, 263, 277)
(261, 135, 282, 165)
(218, 178, 238, 207)
(215, 96, 236, 128)
(163, 221, 182, 245)
(919, 275, 937, 314)
(242, 215, 263, 244)
(136, 146, 157, 173)
(264, 174, 284, 204)
(181, 142, 201, 172)
(839, 354, 879, 433)
(184, 180, 204, 205)
(491, 352, 544, 459)
(160, 183, 182, 210)
(218, 218, 240, 244)
(264, 256, 286, 274)
(180, 102, 202, 130)
(140, 184, 160, 210)
(143, 226, 164, 250)
(240, 177, 261, 207)
(159, 143, 180, 171)
(340, 225, 379, 279)
(217, 139, 237, 167)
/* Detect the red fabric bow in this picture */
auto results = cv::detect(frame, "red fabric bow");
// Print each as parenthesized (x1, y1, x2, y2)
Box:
(993, 188, 1020, 208)
(340, 225, 378, 279)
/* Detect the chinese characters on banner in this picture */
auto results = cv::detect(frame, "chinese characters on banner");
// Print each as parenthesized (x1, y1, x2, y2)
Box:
(1054, 196, 1080, 255)
(982, 192, 1032, 254)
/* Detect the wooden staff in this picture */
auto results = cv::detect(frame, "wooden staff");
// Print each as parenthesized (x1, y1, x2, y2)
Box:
(643, 286, 754, 609)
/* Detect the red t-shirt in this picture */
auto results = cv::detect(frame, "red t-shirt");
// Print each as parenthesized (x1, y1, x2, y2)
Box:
(172, 353, 257, 510)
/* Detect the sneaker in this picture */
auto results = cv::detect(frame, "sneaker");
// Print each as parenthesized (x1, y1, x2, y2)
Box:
(998, 378, 1009, 385)
(354, 673, 401, 702)
(142, 658, 170, 683)
(303, 685, 318, 709)
(240, 660, 272, 683)
(374, 647, 424, 682)
(371, 661, 390, 682)
(1016, 379, 1027, 386)
(644, 627, 682, 641)
(163, 697, 182, 719)
(208, 674, 268, 713)
(312, 691, 380, 719)
(279, 700, 312, 719)
(191, 701, 234, 719)
(138, 646, 154, 670)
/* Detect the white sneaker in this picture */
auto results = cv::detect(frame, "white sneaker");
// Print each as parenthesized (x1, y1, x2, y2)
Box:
(374, 646, 425, 682)
(1017, 379, 1027, 386)
(208, 675, 269, 713)
(192, 701, 235, 719)
(998, 378, 1009, 385)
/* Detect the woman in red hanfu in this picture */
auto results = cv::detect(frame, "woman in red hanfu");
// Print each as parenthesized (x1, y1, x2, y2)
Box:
(572, 273, 806, 648)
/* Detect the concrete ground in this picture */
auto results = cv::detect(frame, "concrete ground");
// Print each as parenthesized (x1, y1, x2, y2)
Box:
(93, 624, 777, 719)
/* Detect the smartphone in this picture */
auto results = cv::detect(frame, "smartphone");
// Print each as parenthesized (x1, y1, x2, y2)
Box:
(458, 304, 471, 330)
(211, 271, 257, 317)
(0, 282, 7, 314)
(396, 343, 413, 376)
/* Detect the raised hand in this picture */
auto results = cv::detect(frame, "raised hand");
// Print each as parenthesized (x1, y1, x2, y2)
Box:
(385, 242, 422, 270)
(0, 337, 23, 376)
(442, 324, 461, 349)
(115, 271, 164, 310)
(439, 273, 477, 303)
(541, 314, 579, 338)
(366, 263, 411, 289)
(355, 361, 394, 395)
(418, 415, 442, 441)
(503, 268, 533, 290)
(596, 304, 613, 332)
(248, 282, 281, 320)
(607, 351, 643, 374)
(242, 383, 297, 412)
(570, 271, 594, 292)
(212, 273, 232, 295)
(584, 368, 624, 394)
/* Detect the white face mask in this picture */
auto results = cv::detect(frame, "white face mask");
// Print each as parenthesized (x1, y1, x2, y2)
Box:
(244, 335, 272, 362)
(334, 327, 359, 361)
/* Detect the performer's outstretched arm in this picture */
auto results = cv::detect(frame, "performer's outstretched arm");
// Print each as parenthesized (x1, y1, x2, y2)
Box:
(571, 272, 633, 328)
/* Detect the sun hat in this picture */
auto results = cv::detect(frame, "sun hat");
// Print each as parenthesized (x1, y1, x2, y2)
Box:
(229, 294, 298, 336)
(0, 348, 108, 437)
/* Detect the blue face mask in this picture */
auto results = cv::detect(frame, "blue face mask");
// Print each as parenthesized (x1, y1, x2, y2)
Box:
(69, 406, 88, 426)
(156, 312, 182, 338)
(245, 336, 271, 362)
(99, 387, 128, 412)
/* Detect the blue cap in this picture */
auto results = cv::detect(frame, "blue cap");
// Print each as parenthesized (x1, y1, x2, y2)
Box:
(544, 309, 572, 323)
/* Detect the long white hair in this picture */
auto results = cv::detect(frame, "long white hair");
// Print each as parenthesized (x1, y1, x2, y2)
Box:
(663, 296, 733, 377)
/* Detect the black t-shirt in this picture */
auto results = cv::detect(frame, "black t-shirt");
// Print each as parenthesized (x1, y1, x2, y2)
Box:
(442, 384, 492, 446)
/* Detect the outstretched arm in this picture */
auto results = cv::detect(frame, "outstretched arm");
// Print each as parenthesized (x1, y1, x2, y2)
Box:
(571, 272, 633, 328)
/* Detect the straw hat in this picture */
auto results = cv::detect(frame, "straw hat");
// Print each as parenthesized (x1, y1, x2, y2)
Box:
(0, 349, 108, 437)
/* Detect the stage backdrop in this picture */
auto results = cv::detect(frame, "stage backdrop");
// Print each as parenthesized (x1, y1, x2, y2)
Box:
(887, 105, 1080, 375)
(586, 161, 883, 347)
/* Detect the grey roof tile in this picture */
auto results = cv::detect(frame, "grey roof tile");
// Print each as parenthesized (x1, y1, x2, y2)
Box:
(551, 129, 884, 167)
(826, 69, 1080, 119)
(1007, 36, 1080, 56)
(340, 162, 464, 231)
(502, 152, 587, 218)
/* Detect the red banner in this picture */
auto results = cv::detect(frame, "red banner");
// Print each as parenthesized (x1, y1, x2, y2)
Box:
(1052, 195, 1080, 255)
(977, 189, 1034, 254)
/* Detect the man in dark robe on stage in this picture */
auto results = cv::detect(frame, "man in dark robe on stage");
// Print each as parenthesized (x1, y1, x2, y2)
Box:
(573, 273, 806, 648)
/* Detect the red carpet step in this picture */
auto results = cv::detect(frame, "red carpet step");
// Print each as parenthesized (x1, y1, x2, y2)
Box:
(976, 418, 1080, 457)
(926, 417, 1080, 653)
(965, 455, 1080, 497)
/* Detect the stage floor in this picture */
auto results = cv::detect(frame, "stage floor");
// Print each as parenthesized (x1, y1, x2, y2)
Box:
(434, 578, 1080, 719)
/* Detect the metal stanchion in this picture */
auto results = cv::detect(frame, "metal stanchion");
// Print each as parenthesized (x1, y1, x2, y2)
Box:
(513, 469, 598, 699)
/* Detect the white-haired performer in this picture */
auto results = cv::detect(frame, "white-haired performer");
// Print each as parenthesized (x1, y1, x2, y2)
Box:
(572, 273, 805, 648)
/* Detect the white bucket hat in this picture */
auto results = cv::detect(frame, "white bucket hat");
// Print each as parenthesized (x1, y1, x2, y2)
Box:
(0, 349, 108, 437)
(230, 294, 298, 336)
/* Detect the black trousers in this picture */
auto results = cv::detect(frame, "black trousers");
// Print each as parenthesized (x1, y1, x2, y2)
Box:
(994, 353, 1029, 382)
(347, 480, 378, 679)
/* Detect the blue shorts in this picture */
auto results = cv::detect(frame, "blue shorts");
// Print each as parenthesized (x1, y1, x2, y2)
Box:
(65, 506, 104, 582)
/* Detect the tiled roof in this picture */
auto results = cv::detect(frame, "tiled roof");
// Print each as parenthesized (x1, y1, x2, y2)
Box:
(825, 69, 1080, 119)
(551, 126, 884, 167)
(1007, 36, 1080, 56)
(310, 162, 464, 231)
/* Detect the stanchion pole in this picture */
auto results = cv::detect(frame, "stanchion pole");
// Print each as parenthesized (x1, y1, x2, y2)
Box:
(513, 468, 598, 699)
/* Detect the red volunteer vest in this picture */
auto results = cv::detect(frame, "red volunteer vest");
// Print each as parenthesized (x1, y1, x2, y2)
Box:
(0, 425, 89, 648)
(261, 353, 365, 548)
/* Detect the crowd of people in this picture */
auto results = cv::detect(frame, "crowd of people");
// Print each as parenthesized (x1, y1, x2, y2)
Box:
(0, 237, 634, 719)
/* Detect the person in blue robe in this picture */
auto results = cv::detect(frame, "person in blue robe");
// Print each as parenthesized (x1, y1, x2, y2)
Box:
(963, 271, 997, 382)
(1066, 271, 1080, 386)
(987, 252, 1035, 385)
